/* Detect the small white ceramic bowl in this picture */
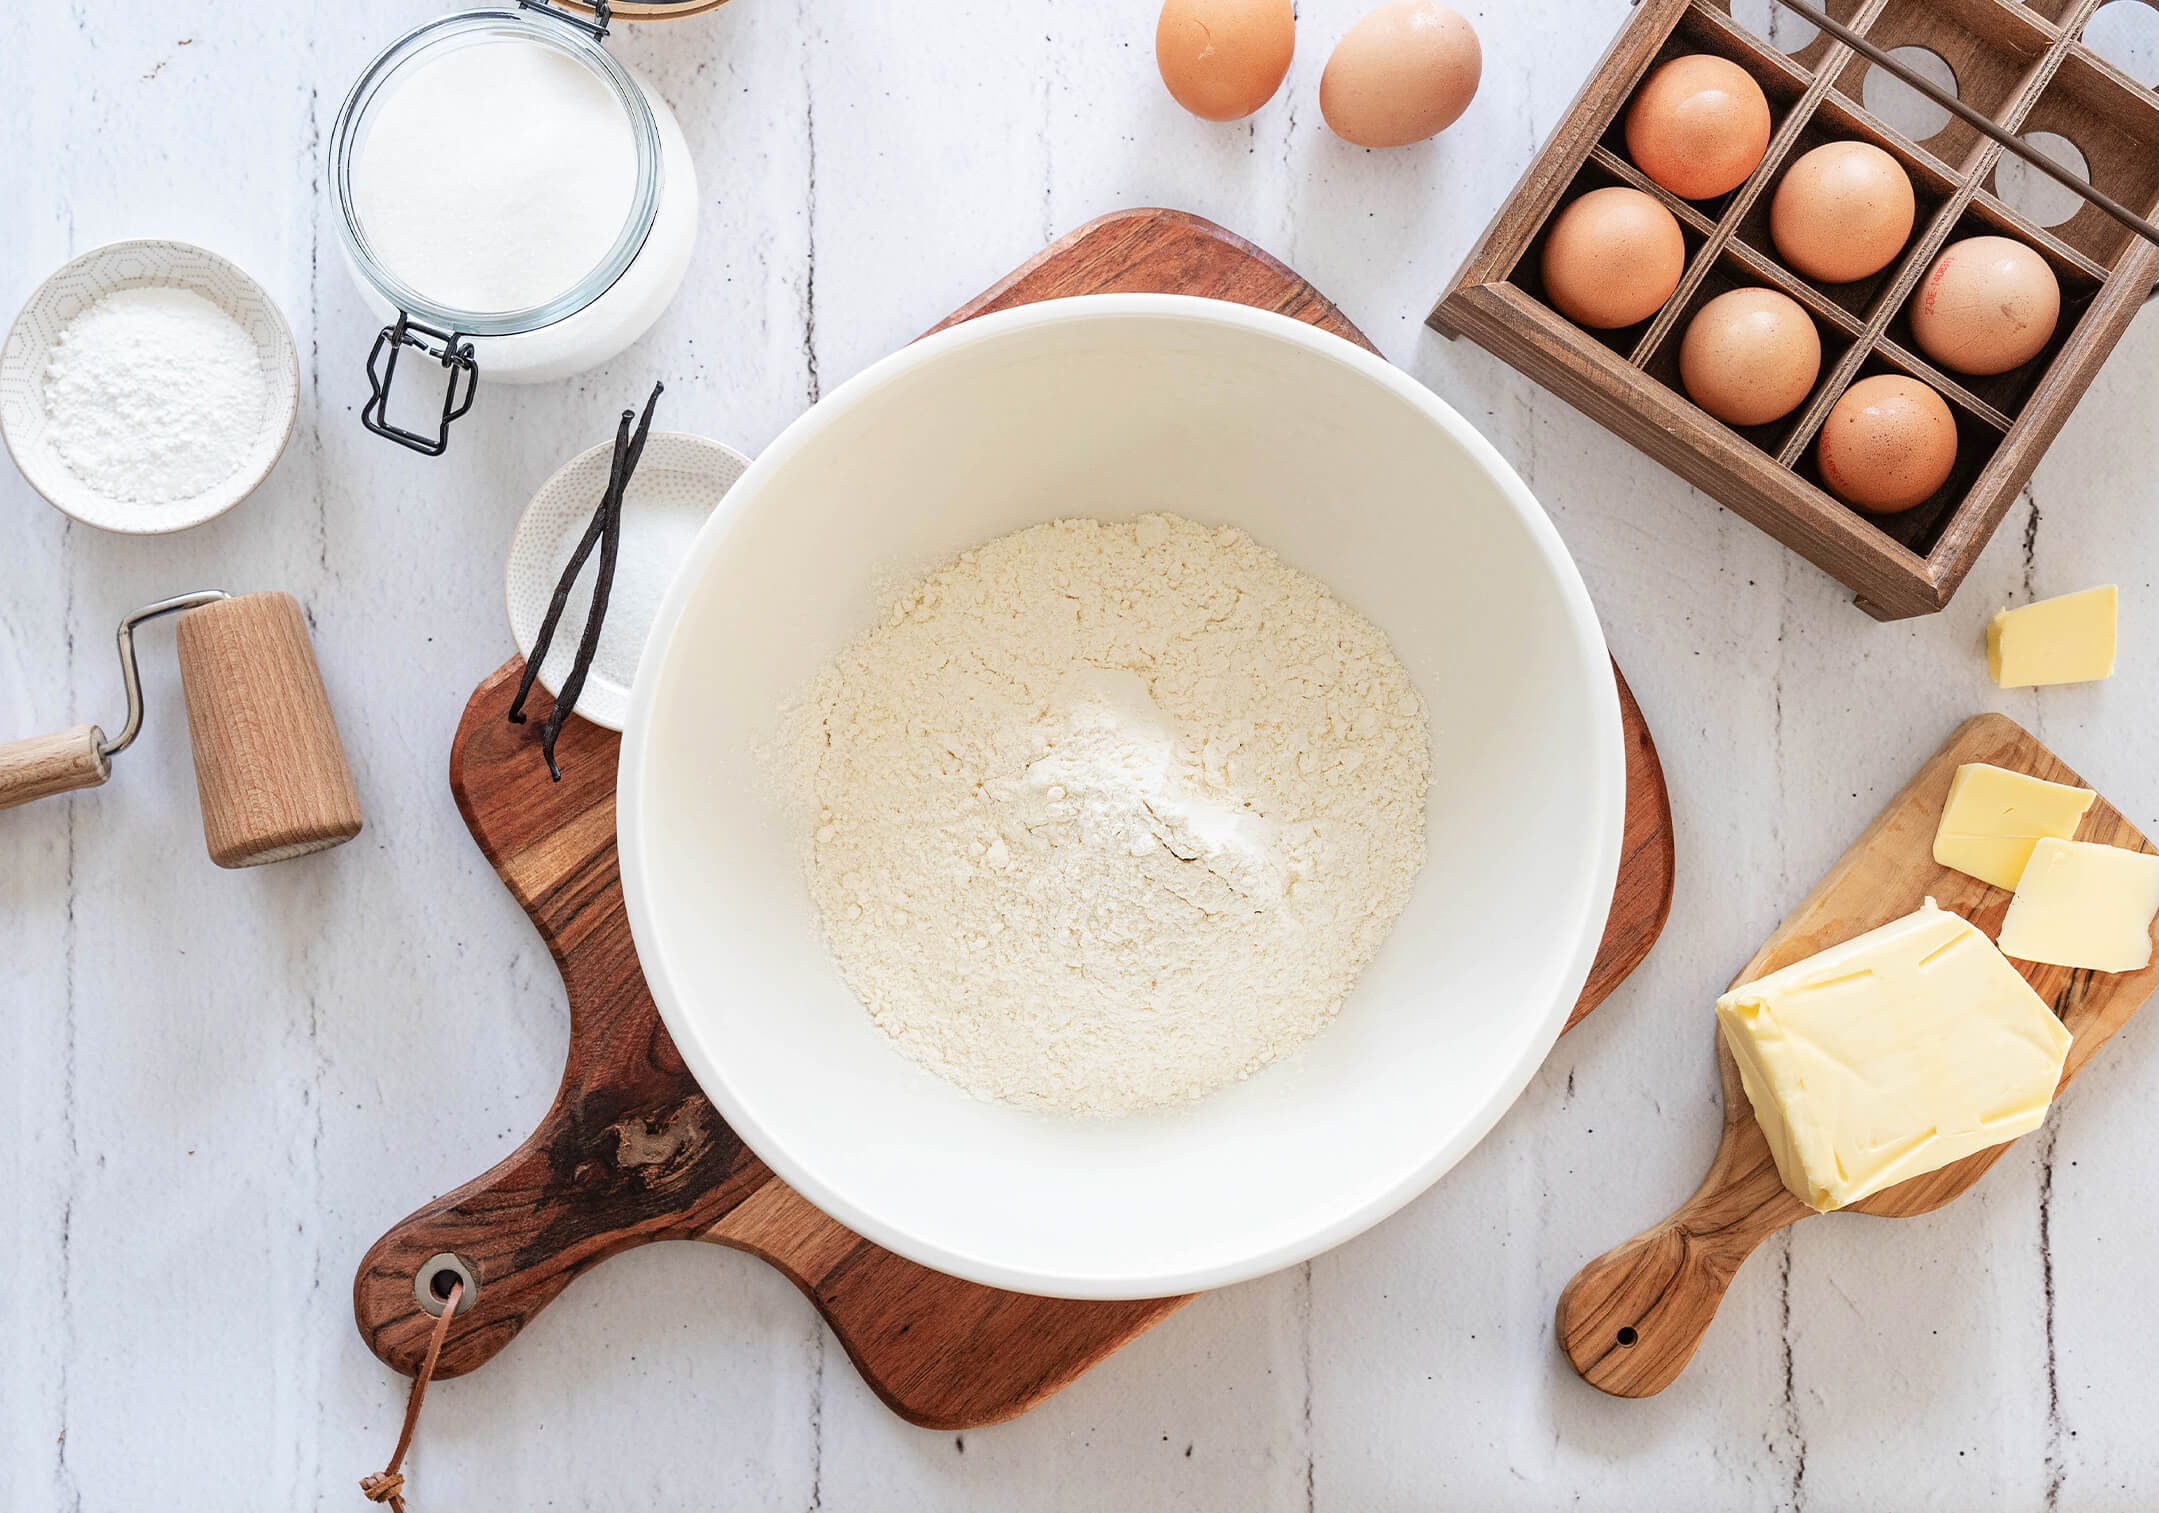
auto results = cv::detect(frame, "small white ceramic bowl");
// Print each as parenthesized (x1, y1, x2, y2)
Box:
(506, 431, 750, 732)
(622, 296, 1623, 1300)
(0, 239, 300, 534)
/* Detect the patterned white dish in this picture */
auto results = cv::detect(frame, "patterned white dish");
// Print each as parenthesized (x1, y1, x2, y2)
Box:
(505, 430, 750, 732)
(0, 240, 300, 534)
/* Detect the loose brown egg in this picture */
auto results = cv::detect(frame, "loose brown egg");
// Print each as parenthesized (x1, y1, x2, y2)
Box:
(1320, 1, 1482, 148)
(1816, 374, 1958, 513)
(1624, 55, 1772, 201)
(1679, 288, 1821, 427)
(1539, 187, 1687, 330)
(1156, 0, 1296, 122)
(1770, 142, 1916, 284)
(1908, 235, 2062, 376)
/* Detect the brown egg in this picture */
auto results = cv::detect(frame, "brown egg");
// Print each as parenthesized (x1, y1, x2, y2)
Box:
(1156, 0, 1295, 122)
(1909, 235, 2062, 376)
(1539, 187, 1687, 330)
(1624, 55, 1772, 201)
(1679, 288, 1821, 427)
(1816, 374, 1958, 513)
(1770, 142, 1916, 283)
(1320, 1, 1482, 148)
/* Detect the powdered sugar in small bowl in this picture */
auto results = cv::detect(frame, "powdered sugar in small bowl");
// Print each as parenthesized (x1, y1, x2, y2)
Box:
(0, 240, 300, 534)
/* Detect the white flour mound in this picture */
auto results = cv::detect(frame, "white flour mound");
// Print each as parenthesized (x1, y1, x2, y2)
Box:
(792, 513, 1431, 1114)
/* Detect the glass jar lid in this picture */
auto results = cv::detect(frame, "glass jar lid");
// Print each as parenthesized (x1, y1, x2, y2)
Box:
(326, 4, 663, 339)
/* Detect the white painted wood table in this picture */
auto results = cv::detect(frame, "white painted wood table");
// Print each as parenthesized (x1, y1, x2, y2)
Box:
(8, 1, 2159, 1507)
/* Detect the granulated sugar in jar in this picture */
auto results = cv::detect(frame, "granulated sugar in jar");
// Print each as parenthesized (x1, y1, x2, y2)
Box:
(327, 3, 701, 452)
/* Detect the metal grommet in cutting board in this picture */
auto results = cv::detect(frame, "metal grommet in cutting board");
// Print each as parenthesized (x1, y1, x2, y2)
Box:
(352, 210, 1678, 1423)
(504, 431, 749, 733)
(414, 1253, 480, 1318)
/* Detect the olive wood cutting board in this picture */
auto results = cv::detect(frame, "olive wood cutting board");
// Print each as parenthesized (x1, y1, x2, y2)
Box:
(1559, 711, 2159, 1399)
(352, 208, 1678, 1429)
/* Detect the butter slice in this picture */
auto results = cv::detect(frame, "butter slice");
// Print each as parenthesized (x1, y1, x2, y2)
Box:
(1988, 586, 2117, 687)
(1931, 762, 2096, 889)
(1717, 899, 2070, 1212)
(1998, 838, 2159, 972)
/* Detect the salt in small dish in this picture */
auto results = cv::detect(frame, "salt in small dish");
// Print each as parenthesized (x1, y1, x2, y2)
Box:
(0, 239, 301, 534)
(506, 430, 750, 732)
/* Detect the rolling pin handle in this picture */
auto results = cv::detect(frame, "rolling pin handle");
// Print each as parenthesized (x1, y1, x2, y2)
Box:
(0, 592, 232, 813)
(0, 724, 113, 809)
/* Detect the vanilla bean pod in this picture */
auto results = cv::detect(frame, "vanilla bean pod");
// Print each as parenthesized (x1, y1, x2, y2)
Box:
(540, 382, 664, 776)
(508, 416, 631, 726)
(508, 380, 666, 780)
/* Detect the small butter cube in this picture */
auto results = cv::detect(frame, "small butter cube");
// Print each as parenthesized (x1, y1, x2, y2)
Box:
(1931, 762, 2096, 890)
(1988, 585, 2117, 688)
(1998, 838, 2159, 972)
(1716, 899, 2070, 1212)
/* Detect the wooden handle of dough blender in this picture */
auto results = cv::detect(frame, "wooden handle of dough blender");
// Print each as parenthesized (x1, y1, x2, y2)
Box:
(0, 724, 112, 809)
(174, 592, 364, 867)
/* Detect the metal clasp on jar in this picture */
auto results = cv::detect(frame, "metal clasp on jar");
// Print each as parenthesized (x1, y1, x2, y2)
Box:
(517, 0, 613, 40)
(362, 313, 478, 456)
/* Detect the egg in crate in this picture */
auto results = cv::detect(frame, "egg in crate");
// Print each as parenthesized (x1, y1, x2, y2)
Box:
(1156, 0, 1295, 122)
(1679, 288, 1821, 427)
(1539, 187, 1687, 329)
(1770, 142, 1916, 284)
(1909, 235, 2062, 376)
(1816, 374, 1959, 513)
(1624, 54, 1772, 201)
(1320, 0, 1482, 148)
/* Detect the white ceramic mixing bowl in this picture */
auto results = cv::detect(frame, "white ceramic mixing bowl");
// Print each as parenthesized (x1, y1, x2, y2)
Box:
(621, 295, 1623, 1300)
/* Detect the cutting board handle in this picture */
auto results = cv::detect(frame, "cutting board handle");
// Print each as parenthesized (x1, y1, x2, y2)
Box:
(352, 1089, 758, 1381)
(1556, 1156, 1807, 1396)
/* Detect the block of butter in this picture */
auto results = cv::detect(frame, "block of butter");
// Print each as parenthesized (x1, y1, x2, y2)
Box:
(1717, 899, 2070, 1212)
(1998, 838, 2159, 972)
(1931, 762, 2096, 890)
(1988, 585, 2117, 688)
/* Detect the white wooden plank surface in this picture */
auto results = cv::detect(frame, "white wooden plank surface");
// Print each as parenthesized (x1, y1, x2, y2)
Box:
(5, 1, 2159, 1508)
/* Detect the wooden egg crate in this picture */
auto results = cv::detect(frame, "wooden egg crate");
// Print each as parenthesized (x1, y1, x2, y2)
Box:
(1431, 0, 2159, 619)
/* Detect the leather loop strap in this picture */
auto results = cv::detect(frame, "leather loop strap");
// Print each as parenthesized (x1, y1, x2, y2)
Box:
(358, 1279, 463, 1512)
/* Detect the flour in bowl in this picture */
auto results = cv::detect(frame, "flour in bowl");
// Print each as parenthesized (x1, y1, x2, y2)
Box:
(789, 514, 1430, 1114)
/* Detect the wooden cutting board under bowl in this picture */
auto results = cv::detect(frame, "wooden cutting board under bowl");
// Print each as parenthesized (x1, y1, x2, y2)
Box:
(350, 208, 1680, 1429)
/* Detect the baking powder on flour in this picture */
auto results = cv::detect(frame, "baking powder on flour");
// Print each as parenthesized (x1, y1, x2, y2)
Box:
(42, 286, 267, 505)
(792, 513, 1431, 1114)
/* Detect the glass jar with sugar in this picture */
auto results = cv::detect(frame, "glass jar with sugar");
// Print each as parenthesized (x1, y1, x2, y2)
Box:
(327, 1, 707, 453)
